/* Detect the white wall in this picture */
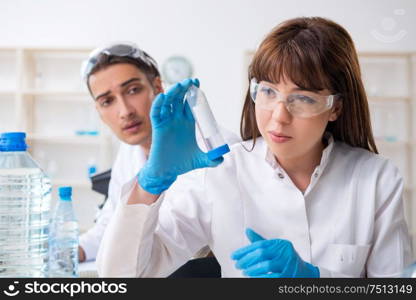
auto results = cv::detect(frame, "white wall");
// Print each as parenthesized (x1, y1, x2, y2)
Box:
(0, 0, 415, 134)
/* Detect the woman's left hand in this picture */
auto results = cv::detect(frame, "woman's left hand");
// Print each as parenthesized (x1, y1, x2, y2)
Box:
(231, 228, 320, 278)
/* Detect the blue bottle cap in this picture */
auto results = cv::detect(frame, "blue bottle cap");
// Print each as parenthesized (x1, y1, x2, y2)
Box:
(59, 186, 72, 201)
(0, 132, 28, 152)
(88, 165, 97, 177)
(207, 144, 230, 161)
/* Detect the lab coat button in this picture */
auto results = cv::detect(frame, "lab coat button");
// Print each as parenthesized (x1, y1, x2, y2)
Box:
(278, 173, 284, 179)
(314, 172, 318, 177)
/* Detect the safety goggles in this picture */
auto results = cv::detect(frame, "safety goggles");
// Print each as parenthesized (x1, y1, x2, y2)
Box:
(80, 42, 158, 81)
(250, 78, 340, 118)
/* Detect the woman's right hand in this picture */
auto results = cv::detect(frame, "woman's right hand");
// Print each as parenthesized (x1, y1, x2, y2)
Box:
(137, 78, 223, 195)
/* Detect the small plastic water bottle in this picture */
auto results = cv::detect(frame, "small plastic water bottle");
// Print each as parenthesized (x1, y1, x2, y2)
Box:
(87, 158, 98, 179)
(49, 186, 79, 277)
(184, 85, 230, 160)
(0, 132, 51, 277)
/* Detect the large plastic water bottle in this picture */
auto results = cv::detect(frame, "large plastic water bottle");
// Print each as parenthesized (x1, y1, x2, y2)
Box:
(0, 132, 51, 277)
(49, 186, 79, 277)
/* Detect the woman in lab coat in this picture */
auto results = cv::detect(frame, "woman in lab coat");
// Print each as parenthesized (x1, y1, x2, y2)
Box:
(96, 17, 412, 277)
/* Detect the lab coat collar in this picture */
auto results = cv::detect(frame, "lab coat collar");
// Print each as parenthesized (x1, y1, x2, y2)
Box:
(263, 132, 335, 177)
(120, 141, 148, 170)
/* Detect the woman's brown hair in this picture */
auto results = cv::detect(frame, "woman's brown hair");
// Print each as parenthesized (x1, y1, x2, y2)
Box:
(240, 17, 378, 153)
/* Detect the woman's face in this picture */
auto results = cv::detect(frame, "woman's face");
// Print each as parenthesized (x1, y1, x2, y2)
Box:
(255, 78, 341, 161)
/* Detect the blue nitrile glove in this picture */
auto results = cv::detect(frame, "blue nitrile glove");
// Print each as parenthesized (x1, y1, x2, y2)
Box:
(231, 228, 320, 278)
(137, 78, 224, 195)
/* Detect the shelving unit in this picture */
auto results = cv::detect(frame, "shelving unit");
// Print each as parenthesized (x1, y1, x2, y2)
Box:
(360, 52, 416, 256)
(0, 47, 118, 232)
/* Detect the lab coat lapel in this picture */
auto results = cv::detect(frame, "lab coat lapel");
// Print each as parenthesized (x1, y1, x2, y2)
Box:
(238, 138, 312, 262)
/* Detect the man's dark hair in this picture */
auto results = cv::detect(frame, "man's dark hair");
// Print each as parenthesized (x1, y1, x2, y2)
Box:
(86, 54, 160, 94)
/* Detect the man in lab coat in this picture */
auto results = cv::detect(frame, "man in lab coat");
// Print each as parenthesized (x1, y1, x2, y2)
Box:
(78, 43, 239, 265)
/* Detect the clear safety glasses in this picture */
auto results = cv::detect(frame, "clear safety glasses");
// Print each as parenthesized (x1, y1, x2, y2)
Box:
(250, 78, 340, 118)
(80, 42, 158, 81)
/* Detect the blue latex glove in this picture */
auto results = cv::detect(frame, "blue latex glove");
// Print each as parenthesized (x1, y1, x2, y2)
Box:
(137, 78, 224, 195)
(231, 228, 320, 278)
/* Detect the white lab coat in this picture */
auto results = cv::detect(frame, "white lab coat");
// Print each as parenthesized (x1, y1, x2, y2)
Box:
(97, 135, 413, 277)
(79, 142, 146, 260)
(79, 127, 240, 261)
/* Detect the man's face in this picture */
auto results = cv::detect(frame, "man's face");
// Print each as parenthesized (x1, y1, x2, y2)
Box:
(89, 63, 162, 146)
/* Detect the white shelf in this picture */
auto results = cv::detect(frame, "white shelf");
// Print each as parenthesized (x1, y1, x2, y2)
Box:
(368, 96, 411, 102)
(52, 180, 92, 188)
(23, 90, 89, 98)
(0, 91, 16, 96)
(374, 140, 416, 148)
(359, 52, 415, 57)
(27, 134, 102, 145)
(375, 139, 409, 147)
(24, 49, 91, 58)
